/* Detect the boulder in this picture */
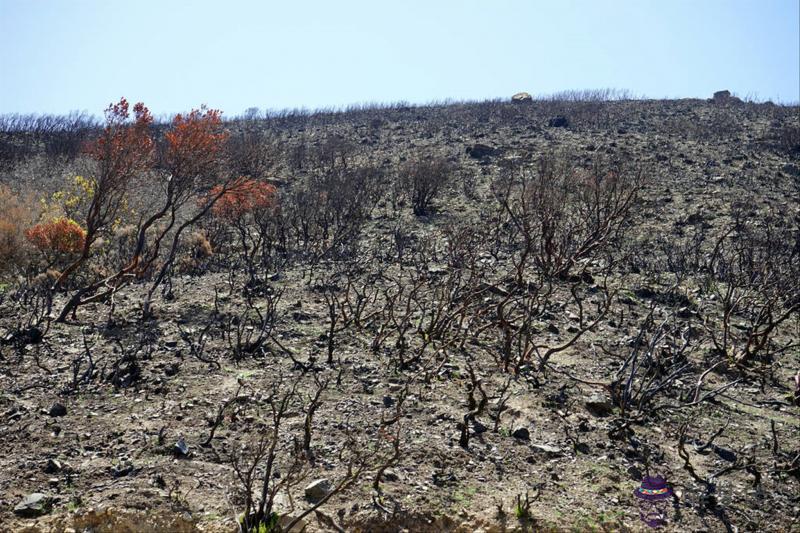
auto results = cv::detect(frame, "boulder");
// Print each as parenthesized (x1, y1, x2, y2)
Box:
(48, 403, 67, 417)
(585, 394, 614, 417)
(531, 444, 563, 456)
(712, 90, 742, 104)
(44, 459, 62, 474)
(512, 92, 533, 104)
(13, 493, 51, 517)
(713, 90, 731, 101)
(511, 426, 530, 440)
(466, 143, 497, 159)
(174, 437, 189, 457)
(304, 478, 331, 501)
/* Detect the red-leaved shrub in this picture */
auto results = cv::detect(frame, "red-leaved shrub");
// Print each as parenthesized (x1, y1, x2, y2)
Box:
(210, 177, 278, 220)
(25, 218, 86, 254)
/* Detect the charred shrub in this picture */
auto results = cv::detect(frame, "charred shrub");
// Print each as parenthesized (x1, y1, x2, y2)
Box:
(399, 155, 455, 216)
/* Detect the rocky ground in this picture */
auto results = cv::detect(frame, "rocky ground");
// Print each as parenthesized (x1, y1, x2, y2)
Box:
(1, 95, 799, 532)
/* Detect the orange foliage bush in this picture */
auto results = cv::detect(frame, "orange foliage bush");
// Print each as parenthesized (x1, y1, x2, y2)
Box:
(86, 98, 154, 194)
(165, 107, 227, 181)
(210, 177, 278, 220)
(25, 218, 86, 254)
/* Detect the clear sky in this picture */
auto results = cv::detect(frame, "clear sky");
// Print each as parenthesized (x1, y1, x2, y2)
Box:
(1, 0, 798, 116)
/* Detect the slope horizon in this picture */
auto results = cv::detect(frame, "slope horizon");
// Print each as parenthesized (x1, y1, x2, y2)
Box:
(1, 87, 798, 123)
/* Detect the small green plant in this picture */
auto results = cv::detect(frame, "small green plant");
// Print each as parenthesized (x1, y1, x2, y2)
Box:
(452, 485, 479, 505)
(240, 512, 279, 533)
(66, 496, 83, 512)
(571, 509, 626, 532)
(514, 491, 532, 520)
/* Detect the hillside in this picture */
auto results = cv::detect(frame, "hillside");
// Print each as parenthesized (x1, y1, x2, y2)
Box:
(1, 95, 799, 532)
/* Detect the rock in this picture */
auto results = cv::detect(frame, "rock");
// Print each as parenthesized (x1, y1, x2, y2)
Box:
(304, 478, 331, 501)
(712, 90, 742, 104)
(382, 395, 395, 407)
(713, 89, 731, 101)
(164, 339, 179, 348)
(511, 92, 533, 104)
(548, 116, 569, 128)
(278, 514, 308, 532)
(627, 465, 643, 480)
(164, 363, 180, 377)
(44, 459, 62, 474)
(13, 493, 51, 517)
(111, 461, 135, 477)
(511, 426, 530, 441)
(585, 394, 614, 417)
(2, 326, 43, 346)
(48, 403, 67, 417)
(383, 469, 399, 482)
(174, 437, 189, 457)
(472, 420, 489, 434)
(714, 446, 737, 462)
(531, 444, 562, 456)
(466, 143, 497, 159)
(575, 442, 591, 454)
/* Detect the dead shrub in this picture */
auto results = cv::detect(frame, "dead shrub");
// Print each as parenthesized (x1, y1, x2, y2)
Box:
(0, 186, 39, 276)
(176, 231, 214, 274)
(399, 155, 454, 216)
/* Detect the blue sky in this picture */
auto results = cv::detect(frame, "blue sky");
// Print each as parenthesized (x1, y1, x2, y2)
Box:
(1, 0, 798, 116)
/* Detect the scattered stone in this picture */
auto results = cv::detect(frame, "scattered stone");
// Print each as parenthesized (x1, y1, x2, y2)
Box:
(278, 513, 308, 532)
(111, 461, 135, 478)
(164, 363, 180, 377)
(714, 446, 737, 462)
(164, 339, 179, 348)
(548, 116, 569, 128)
(466, 143, 497, 159)
(627, 465, 643, 480)
(511, 92, 533, 104)
(383, 469, 399, 482)
(174, 437, 189, 457)
(13, 493, 51, 517)
(48, 403, 67, 417)
(304, 478, 331, 501)
(634, 287, 656, 299)
(511, 426, 530, 441)
(382, 395, 395, 408)
(531, 444, 562, 456)
(585, 394, 614, 417)
(473, 420, 489, 434)
(2, 326, 43, 346)
(547, 323, 560, 334)
(44, 459, 62, 474)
